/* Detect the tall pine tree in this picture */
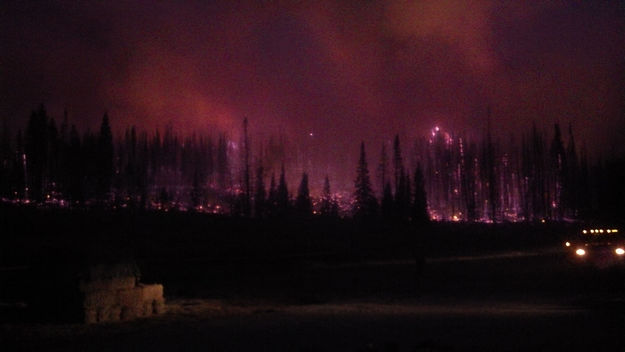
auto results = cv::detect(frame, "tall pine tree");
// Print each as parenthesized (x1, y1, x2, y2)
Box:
(295, 173, 312, 216)
(320, 175, 338, 217)
(254, 165, 266, 218)
(412, 163, 429, 224)
(276, 165, 290, 215)
(96, 112, 114, 201)
(353, 142, 377, 218)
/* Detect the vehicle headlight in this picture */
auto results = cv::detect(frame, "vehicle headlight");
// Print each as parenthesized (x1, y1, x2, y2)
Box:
(576, 249, 586, 256)
(615, 248, 625, 255)
(565, 241, 571, 247)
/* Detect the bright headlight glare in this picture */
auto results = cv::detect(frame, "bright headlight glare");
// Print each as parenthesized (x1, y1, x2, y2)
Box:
(576, 249, 586, 256)
(565, 241, 571, 247)
(615, 248, 625, 255)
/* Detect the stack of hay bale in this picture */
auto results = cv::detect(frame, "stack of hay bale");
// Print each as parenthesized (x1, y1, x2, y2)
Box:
(79, 263, 165, 324)
(28, 254, 166, 324)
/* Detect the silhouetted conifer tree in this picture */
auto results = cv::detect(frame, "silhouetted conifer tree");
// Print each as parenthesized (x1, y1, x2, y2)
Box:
(460, 139, 477, 221)
(377, 143, 389, 197)
(190, 169, 202, 208)
(150, 128, 161, 176)
(564, 124, 578, 218)
(0, 119, 11, 198)
(180, 135, 193, 185)
(395, 169, 411, 220)
(46, 117, 59, 196)
(549, 123, 566, 220)
(353, 142, 377, 218)
(412, 163, 429, 224)
(25, 104, 48, 201)
(254, 165, 266, 218)
(381, 181, 394, 220)
(57, 111, 70, 198)
(393, 135, 403, 195)
(481, 118, 498, 221)
(137, 132, 150, 209)
(405, 171, 412, 217)
(14, 130, 26, 199)
(532, 123, 547, 220)
(295, 173, 312, 216)
(123, 127, 137, 200)
(276, 165, 290, 215)
(320, 175, 338, 217)
(217, 134, 229, 191)
(96, 113, 114, 201)
(159, 187, 170, 206)
(241, 118, 251, 217)
(81, 130, 98, 200)
(68, 125, 83, 203)
(205, 136, 215, 186)
(267, 172, 277, 216)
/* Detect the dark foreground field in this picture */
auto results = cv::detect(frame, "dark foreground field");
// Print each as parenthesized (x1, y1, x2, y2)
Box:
(1, 206, 624, 351)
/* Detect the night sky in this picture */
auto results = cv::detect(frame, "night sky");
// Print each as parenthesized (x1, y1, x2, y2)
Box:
(2, 1, 624, 172)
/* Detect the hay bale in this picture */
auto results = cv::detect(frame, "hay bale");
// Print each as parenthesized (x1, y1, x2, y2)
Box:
(80, 284, 166, 322)
(120, 305, 135, 321)
(137, 284, 165, 315)
(84, 309, 97, 324)
(77, 263, 142, 323)
(82, 289, 116, 310)
(96, 306, 111, 322)
(108, 305, 122, 322)
(117, 287, 143, 320)
(141, 302, 153, 317)
(117, 287, 142, 307)
(153, 299, 166, 314)
(138, 284, 164, 302)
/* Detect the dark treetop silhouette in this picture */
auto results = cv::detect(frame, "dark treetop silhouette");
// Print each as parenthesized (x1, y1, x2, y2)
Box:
(1, 106, 623, 222)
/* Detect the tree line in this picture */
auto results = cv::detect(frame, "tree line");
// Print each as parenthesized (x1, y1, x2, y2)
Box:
(1, 105, 623, 222)
(408, 123, 624, 222)
(0, 106, 338, 219)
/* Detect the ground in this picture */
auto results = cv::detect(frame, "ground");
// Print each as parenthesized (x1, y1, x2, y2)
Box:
(1, 209, 623, 350)
(2, 244, 625, 351)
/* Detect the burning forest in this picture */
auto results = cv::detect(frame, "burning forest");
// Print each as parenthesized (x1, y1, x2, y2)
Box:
(1, 104, 623, 223)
